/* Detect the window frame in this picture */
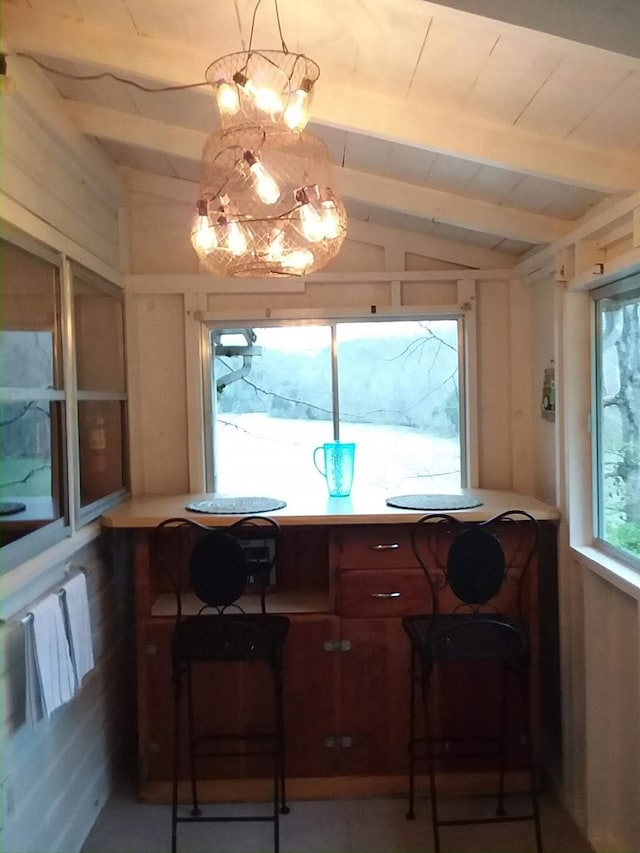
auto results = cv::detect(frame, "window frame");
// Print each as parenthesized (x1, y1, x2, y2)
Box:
(201, 309, 471, 494)
(591, 271, 640, 572)
(0, 225, 129, 575)
(69, 260, 130, 526)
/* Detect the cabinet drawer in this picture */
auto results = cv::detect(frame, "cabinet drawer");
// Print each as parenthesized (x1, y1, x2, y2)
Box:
(332, 525, 419, 570)
(337, 569, 429, 618)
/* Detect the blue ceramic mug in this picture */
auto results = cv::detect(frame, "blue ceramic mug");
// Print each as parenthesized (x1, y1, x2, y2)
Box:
(313, 442, 356, 497)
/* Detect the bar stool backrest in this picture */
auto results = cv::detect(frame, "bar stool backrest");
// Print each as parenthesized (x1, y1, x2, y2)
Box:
(151, 515, 281, 618)
(410, 509, 539, 620)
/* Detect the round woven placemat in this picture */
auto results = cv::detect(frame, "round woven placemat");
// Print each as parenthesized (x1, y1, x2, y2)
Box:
(0, 501, 27, 516)
(385, 494, 483, 511)
(186, 496, 287, 515)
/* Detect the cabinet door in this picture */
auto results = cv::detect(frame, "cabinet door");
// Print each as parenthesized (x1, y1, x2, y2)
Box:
(283, 615, 340, 778)
(138, 621, 173, 783)
(338, 617, 411, 776)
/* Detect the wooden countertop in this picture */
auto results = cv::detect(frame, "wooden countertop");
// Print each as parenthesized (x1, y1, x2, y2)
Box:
(101, 488, 559, 528)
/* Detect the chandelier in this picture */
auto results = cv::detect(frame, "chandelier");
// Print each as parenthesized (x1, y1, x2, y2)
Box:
(190, 1, 347, 277)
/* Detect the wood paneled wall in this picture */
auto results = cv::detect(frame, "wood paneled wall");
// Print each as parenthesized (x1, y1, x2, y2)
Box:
(0, 58, 130, 853)
(0, 537, 135, 853)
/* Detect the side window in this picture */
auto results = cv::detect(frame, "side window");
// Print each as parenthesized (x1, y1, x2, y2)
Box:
(0, 238, 68, 560)
(207, 318, 464, 497)
(72, 264, 129, 519)
(0, 235, 129, 572)
(593, 273, 640, 565)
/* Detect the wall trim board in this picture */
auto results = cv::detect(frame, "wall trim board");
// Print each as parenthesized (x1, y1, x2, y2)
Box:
(124, 268, 513, 295)
(2, 157, 120, 269)
(0, 195, 122, 286)
(515, 191, 640, 278)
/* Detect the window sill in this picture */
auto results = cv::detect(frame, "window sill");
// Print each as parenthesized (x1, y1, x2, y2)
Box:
(570, 544, 640, 601)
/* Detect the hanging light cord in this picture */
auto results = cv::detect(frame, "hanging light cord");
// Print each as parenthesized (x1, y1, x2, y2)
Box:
(7, 0, 313, 92)
(248, 0, 289, 54)
(9, 51, 208, 92)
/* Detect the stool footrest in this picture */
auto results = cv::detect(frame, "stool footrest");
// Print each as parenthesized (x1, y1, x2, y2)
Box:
(438, 814, 538, 827)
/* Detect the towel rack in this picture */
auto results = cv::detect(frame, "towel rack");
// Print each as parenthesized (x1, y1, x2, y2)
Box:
(12, 567, 89, 626)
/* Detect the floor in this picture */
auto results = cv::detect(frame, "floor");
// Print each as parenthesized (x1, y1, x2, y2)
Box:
(81, 786, 594, 853)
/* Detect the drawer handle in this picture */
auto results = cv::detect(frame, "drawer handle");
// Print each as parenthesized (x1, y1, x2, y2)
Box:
(371, 543, 400, 550)
(370, 592, 401, 598)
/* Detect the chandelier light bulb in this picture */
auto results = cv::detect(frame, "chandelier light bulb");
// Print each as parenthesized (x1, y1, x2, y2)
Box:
(266, 229, 285, 261)
(253, 84, 283, 115)
(296, 189, 325, 242)
(282, 248, 314, 272)
(321, 199, 340, 239)
(227, 220, 248, 255)
(283, 78, 314, 131)
(191, 200, 218, 253)
(244, 151, 281, 204)
(234, 71, 282, 115)
(216, 79, 240, 115)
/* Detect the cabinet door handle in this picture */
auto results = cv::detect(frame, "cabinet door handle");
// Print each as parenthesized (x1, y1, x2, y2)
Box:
(371, 543, 400, 550)
(370, 591, 401, 598)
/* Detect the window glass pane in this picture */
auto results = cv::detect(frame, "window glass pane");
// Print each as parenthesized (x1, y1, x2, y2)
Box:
(78, 400, 126, 506)
(211, 319, 462, 497)
(0, 400, 65, 546)
(74, 272, 126, 392)
(337, 320, 461, 493)
(0, 240, 60, 389)
(595, 283, 640, 562)
(213, 326, 332, 494)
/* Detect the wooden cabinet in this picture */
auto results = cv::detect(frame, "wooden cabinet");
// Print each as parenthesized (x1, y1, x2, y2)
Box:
(130, 516, 556, 800)
(283, 615, 340, 779)
(329, 525, 428, 776)
(337, 617, 412, 775)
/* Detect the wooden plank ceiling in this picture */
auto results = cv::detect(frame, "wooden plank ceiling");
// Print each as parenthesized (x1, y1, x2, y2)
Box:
(2, 0, 640, 258)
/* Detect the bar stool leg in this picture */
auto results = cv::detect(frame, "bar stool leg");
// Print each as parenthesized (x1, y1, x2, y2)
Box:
(496, 662, 509, 816)
(184, 666, 202, 818)
(406, 649, 417, 820)
(171, 664, 183, 853)
(424, 665, 441, 853)
(273, 666, 281, 853)
(274, 662, 289, 815)
(523, 669, 544, 853)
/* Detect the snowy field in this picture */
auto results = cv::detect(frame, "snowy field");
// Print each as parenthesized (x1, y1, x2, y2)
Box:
(215, 413, 461, 498)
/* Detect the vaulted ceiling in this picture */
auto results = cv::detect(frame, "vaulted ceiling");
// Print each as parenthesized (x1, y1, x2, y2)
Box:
(3, 0, 640, 261)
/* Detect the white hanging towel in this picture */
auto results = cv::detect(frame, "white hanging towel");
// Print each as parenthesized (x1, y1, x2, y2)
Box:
(60, 572, 95, 688)
(24, 593, 75, 723)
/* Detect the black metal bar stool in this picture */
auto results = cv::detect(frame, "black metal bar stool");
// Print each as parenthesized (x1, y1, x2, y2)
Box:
(403, 509, 543, 853)
(151, 516, 290, 853)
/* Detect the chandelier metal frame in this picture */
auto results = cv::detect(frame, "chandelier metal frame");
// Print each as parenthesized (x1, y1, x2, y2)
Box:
(191, 1, 347, 278)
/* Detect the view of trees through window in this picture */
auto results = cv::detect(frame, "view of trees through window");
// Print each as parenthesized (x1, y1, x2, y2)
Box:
(596, 281, 640, 561)
(0, 331, 60, 507)
(211, 319, 462, 499)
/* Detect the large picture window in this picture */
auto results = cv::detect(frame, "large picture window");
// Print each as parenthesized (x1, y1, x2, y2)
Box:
(207, 318, 464, 498)
(593, 273, 640, 565)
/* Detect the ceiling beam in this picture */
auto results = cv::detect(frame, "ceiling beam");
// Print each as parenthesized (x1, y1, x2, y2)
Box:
(3, 3, 639, 193)
(68, 101, 569, 244)
(337, 169, 568, 245)
(312, 86, 640, 194)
